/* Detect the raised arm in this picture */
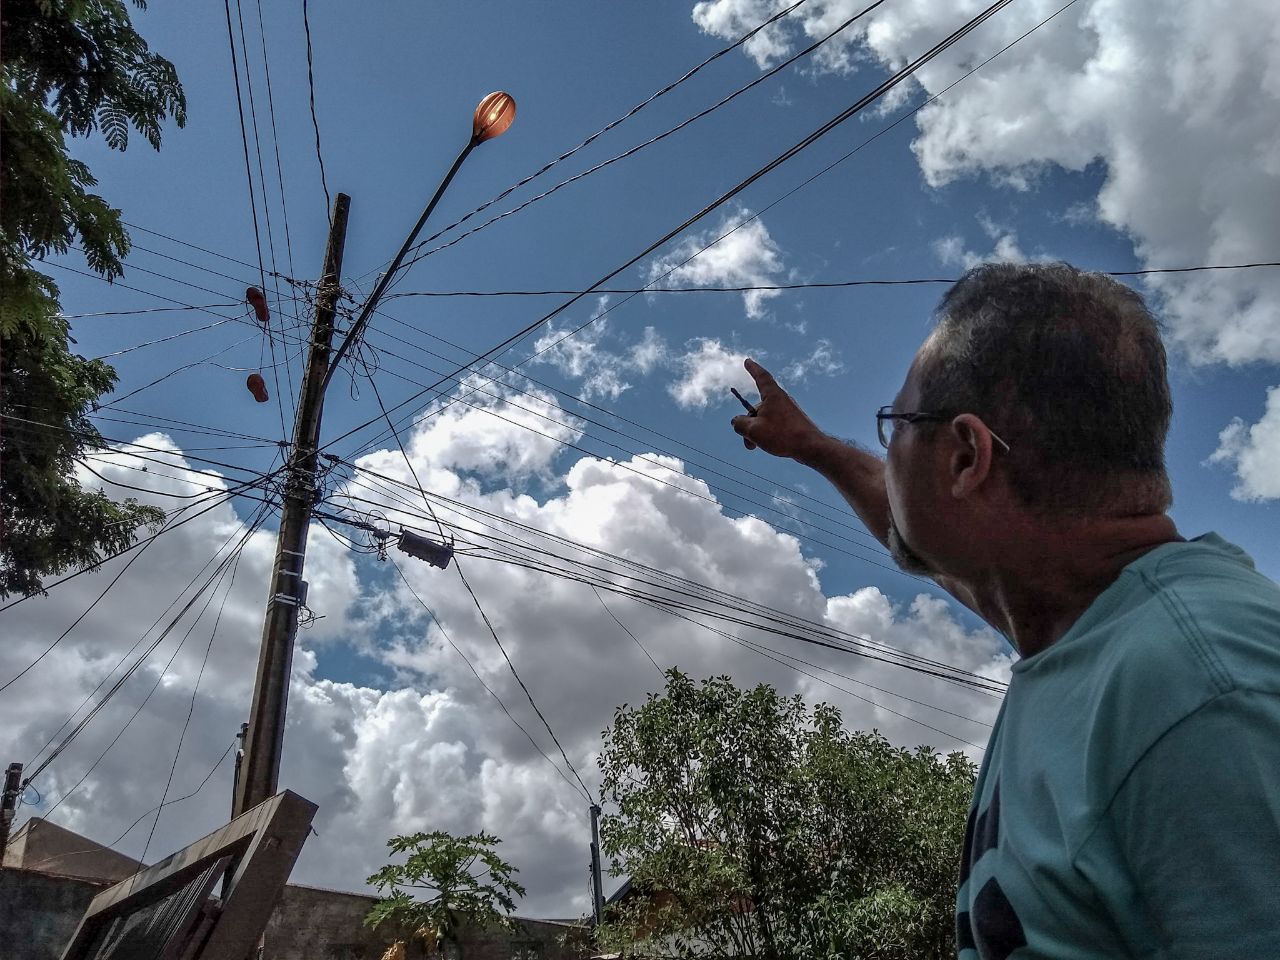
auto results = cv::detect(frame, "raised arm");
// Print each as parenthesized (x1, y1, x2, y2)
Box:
(730, 359, 891, 548)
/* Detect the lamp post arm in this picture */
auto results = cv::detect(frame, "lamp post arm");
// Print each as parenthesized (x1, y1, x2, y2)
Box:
(323, 138, 477, 391)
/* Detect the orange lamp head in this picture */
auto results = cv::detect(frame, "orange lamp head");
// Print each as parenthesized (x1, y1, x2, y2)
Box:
(472, 92, 516, 143)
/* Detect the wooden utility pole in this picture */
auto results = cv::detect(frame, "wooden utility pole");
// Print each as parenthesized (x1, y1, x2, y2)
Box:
(590, 803, 605, 926)
(1, 762, 22, 859)
(233, 194, 350, 818)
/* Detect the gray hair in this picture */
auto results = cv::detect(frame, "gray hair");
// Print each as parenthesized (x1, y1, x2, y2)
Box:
(919, 262, 1173, 515)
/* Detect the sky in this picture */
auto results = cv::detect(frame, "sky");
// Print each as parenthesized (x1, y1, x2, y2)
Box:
(4, 0, 1279, 918)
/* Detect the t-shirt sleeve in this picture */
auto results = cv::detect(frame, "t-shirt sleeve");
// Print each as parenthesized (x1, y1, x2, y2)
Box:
(1106, 688, 1280, 959)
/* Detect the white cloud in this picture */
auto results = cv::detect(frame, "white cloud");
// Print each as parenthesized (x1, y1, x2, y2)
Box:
(3, 418, 1008, 917)
(782, 338, 845, 381)
(1207, 385, 1280, 501)
(692, 0, 1280, 366)
(668, 339, 752, 410)
(533, 303, 670, 402)
(648, 208, 787, 320)
(933, 228, 1035, 271)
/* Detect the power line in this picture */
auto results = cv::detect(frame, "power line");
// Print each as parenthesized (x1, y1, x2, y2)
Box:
(394, 0, 887, 274)
(112, 740, 236, 846)
(454, 558, 596, 804)
(88, 318, 236, 361)
(222, 0, 268, 293)
(320, 0, 1021, 458)
(22, 499, 276, 775)
(380, 261, 1280, 297)
(390, 559, 592, 803)
(592, 586, 663, 678)
(140, 529, 249, 863)
(122, 221, 260, 273)
(327, 462, 1007, 694)
(302, 0, 332, 217)
(328, 480, 998, 746)
(363, 359, 598, 804)
(352, 0, 813, 285)
(362, 352, 904, 575)
(27, 507, 268, 805)
(357, 323, 877, 545)
(634, 595, 988, 750)
(357, 304, 857, 525)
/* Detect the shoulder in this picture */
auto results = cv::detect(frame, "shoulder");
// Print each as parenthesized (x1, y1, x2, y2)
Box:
(1071, 535, 1280, 797)
(1135, 533, 1280, 695)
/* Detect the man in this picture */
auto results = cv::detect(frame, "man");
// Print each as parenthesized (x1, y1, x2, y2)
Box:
(731, 262, 1280, 959)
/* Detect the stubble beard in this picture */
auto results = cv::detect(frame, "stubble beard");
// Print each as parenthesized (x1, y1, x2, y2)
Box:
(887, 509, 934, 577)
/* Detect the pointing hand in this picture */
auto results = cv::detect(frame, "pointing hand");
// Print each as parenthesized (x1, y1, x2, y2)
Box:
(730, 358, 828, 463)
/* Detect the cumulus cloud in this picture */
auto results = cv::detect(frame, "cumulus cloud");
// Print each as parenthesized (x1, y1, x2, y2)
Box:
(648, 208, 787, 320)
(782, 338, 845, 381)
(3, 404, 1007, 916)
(692, 0, 1280, 366)
(533, 301, 670, 402)
(668, 339, 752, 409)
(1207, 385, 1280, 501)
(669, 337, 844, 409)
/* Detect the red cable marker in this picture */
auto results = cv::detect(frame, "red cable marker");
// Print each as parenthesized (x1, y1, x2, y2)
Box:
(246, 373, 269, 403)
(246, 286, 270, 325)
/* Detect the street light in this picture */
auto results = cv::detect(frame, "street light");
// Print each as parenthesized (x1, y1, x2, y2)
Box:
(322, 91, 517, 388)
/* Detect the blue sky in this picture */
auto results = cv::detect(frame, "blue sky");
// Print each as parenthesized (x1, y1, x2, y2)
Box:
(9, 0, 1279, 914)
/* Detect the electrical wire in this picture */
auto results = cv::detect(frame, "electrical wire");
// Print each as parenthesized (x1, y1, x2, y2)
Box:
(592, 586, 663, 678)
(87, 319, 236, 361)
(233, 0, 293, 437)
(632, 594, 987, 749)
(112, 740, 236, 846)
(140, 529, 249, 863)
(454, 558, 596, 804)
(327, 462, 1007, 694)
(320, 0, 1022, 458)
(381, 261, 1280, 298)
(122, 221, 260, 273)
(302, 0, 331, 217)
(351, 0, 813, 284)
(342, 0, 1080, 470)
(28, 507, 268, 809)
(223, 0, 267, 293)
(357, 327, 882, 545)
(390, 560, 592, 803)
(22, 498, 276, 775)
(353, 305, 856, 524)
(60, 303, 241, 319)
(394, 0, 887, 274)
(362, 352, 904, 575)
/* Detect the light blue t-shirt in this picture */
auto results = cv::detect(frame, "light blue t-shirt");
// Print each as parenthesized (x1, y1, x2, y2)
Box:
(956, 533, 1280, 959)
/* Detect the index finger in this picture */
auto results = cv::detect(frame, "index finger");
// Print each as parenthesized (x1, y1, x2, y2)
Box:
(743, 357, 781, 397)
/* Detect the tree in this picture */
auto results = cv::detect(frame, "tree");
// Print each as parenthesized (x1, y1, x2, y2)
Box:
(365, 830, 527, 958)
(1, 0, 186, 597)
(597, 670, 976, 960)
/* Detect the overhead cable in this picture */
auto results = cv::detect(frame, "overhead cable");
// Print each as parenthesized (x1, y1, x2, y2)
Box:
(391, 560, 592, 804)
(393, 0, 887, 275)
(353, 0, 813, 284)
(382, 261, 1280, 298)
(320, 0, 1022, 457)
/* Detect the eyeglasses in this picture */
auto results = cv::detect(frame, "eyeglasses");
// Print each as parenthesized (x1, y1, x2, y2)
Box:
(875, 405, 1011, 452)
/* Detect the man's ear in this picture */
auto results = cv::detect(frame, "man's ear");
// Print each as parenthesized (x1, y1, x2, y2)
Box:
(948, 413, 994, 499)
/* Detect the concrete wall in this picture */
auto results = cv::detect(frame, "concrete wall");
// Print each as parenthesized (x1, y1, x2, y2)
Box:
(3, 818, 142, 883)
(0, 870, 590, 960)
(262, 884, 588, 960)
(263, 883, 403, 960)
(0, 868, 106, 960)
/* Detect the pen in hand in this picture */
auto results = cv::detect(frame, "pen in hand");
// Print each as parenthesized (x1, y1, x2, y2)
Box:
(730, 386, 758, 416)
